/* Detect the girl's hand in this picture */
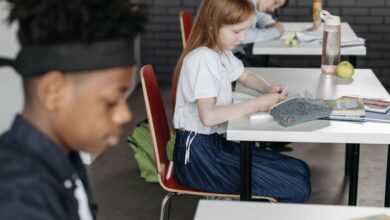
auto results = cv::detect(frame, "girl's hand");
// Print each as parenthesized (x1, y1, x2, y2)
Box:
(256, 93, 290, 112)
(265, 85, 283, 94)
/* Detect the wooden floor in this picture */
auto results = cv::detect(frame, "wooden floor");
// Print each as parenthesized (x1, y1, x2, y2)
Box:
(89, 82, 388, 220)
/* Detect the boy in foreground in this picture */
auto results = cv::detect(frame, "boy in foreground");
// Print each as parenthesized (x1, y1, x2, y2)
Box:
(0, 0, 146, 219)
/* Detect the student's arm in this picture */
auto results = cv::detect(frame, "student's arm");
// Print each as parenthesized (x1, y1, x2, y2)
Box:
(238, 71, 283, 94)
(243, 27, 281, 44)
(243, 12, 283, 44)
(197, 93, 286, 127)
(266, 22, 285, 35)
(188, 49, 287, 126)
(254, 12, 276, 28)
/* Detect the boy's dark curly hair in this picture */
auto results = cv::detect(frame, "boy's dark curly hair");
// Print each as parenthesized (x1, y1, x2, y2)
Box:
(6, 0, 148, 46)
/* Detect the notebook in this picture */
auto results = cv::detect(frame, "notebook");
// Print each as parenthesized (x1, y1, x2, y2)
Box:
(323, 96, 365, 117)
(281, 30, 365, 47)
(365, 110, 390, 123)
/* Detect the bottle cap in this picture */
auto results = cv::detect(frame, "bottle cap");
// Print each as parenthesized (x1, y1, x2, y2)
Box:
(320, 10, 341, 26)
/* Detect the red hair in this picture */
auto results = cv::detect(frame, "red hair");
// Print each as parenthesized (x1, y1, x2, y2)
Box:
(171, 0, 255, 109)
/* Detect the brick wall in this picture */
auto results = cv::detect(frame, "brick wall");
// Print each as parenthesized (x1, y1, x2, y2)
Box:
(141, 0, 200, 81)
(141, 0, 390, 89)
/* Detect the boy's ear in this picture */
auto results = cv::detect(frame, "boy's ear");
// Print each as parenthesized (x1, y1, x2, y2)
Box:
(36, 71, 68, 111)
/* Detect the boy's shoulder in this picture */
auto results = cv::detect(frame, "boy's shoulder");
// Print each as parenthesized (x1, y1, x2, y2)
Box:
(0, 130, 61, 189)
(0, 133, 69, 218)
(0, 131, 43, 180)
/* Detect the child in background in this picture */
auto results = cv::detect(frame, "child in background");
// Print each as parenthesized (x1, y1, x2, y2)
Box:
(235, 0, 287, 66)
(171, 0, 310, 203)
(0, 0, 146, 219)
(246, 0, 286, 44)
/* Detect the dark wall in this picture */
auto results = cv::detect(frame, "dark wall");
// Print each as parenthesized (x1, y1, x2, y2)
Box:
(141, 0, 390, 89)
(141, 0, 200, 82)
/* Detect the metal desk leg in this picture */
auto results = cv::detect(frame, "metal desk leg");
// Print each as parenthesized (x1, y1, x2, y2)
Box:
(264, 55, 270, 67)
(345, 144, 352, 176)
(348, 56, 357, 67)
(385, 145, 390, 207)
(348, 143, 360, 206)
(240, 141, 252, 201)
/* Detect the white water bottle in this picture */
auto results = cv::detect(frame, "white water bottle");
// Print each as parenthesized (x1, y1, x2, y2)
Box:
(320, 10, 341, 75)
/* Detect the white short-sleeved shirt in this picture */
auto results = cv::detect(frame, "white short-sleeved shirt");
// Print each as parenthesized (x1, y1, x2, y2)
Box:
(173, 46, 244, 134)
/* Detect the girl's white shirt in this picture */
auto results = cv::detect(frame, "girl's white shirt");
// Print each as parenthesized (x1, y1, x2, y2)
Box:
(173, 46, 244, 135)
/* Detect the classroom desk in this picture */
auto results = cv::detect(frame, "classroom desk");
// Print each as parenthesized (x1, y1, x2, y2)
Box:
(227, 68, 390, 206)
(194, 200, 390, 220)
(252, 22, 367, 66)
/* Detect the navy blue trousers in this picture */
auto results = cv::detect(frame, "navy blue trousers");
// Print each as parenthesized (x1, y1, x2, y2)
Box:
(173, 130, 311, 203)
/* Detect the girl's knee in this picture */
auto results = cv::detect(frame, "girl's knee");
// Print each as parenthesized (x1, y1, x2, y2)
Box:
(294, 158, 311, 178)
(280, 175, 311, 203)
(299, 181, 311, 202)
(291, 178, 311, 203)
(281, 187, 310, 203)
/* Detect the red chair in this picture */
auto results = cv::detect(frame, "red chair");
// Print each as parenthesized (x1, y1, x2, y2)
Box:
(140, 65, 276, 220)
(179, 10, 193, 48)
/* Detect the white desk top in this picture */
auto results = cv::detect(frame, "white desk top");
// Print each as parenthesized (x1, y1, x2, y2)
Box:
(194, 200, 390, 220)
(253, 22, 367, 56)
(227, 68, 390, 144)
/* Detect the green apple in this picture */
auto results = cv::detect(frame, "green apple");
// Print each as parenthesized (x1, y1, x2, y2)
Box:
(336, 61, 355, 78)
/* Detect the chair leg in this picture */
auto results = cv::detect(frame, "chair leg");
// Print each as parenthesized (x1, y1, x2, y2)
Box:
(160, 192, 176, 220)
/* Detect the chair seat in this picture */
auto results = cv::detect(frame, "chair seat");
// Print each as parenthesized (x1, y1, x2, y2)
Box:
(161, 168, 275, 201)
(163, 176, 203, 192)
(159, 161, 237, 196)
(161, 172, 238, 198)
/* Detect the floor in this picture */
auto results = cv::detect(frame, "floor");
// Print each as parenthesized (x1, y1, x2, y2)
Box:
(88, 82, 388, 220)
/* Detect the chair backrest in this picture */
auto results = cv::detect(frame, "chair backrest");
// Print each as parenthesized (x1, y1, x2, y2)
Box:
(179, 10, 193, 48)
(140, 65, 171, 184)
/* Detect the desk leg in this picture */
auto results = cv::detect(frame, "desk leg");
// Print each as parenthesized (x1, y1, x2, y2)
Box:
(385, 145, 390, 207)
(348, 56, 357, 67)
(240, 141, 252, 201)
(345, 144, 352, 176)
(264, 55, 270, 67)
(348, 144, 360, 206)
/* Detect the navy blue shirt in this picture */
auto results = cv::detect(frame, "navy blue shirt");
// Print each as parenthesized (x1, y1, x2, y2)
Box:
(0, 115, 97, 220)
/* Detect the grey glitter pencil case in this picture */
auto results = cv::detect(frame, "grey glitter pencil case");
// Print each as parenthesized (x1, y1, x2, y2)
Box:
(270, 97, 332, 127)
